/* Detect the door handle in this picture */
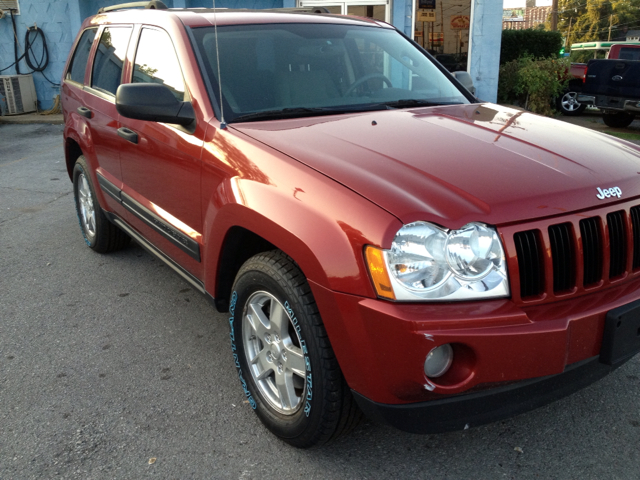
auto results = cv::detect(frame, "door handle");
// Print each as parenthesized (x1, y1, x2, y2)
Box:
(76, 106, 92, 119)
(117, 127, 138, 144)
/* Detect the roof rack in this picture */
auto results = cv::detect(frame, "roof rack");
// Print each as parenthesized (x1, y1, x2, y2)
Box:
(98, 1, 167, 14)
(97, 2, 329, 15)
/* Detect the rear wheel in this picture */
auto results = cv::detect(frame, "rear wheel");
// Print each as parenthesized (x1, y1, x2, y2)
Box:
(229, 250, 361, 448)
(73, 156, 130, 253)
(556, 90, 586, 116)
(602, 112, 635, 128)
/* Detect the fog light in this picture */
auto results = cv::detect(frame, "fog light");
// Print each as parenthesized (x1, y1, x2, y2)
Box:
(424, 344, 453, 378)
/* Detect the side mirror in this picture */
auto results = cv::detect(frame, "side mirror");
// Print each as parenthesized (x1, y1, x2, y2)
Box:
(116, 83, 195, 127)
(452, 71, 476, 96)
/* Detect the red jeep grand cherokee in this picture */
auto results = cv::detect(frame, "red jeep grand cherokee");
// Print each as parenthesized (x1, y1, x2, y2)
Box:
(61, 2, 640, 448)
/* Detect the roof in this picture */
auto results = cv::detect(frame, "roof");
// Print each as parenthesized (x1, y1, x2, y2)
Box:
(89, 6, 385, 30)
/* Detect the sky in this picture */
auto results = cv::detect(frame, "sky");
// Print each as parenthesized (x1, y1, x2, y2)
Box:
(503, 0, 552, 8)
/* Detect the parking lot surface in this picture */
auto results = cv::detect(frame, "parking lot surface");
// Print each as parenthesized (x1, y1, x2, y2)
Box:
(1, 122, 639, 479)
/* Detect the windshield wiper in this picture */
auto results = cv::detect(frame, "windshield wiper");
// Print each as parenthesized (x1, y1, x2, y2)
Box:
(230, 105, 388, 123)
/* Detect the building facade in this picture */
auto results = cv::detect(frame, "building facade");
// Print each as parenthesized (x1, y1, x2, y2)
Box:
(0, 0, 502, 110)
(502, 6, 551, 31)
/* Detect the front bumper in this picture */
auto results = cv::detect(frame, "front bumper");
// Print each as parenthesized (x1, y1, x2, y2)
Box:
(309, 276, 640, 428)
(352, 355, 618, 433)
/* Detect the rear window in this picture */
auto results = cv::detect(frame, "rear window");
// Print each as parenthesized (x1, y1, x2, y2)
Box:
(618, 47, 640, 61)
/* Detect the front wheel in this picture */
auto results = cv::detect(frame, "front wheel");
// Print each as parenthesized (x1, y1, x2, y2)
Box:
(228, 251, 361, 448)
(602, 111, 635, 128)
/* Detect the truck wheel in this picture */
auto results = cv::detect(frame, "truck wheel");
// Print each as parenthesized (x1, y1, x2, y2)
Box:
(73, 156, 130, 253)
(602, 112, 635, 128)
(228, 250, 361, 448)
(556, 90, 586, 116)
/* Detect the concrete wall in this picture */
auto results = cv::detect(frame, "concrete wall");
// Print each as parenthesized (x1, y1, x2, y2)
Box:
(468, 0, 502, 103)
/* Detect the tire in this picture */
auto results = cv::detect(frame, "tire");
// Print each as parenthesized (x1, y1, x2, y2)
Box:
(73, 156, 130, 253)
(602, 112, 635, 128)
(229, 250, 362, 448)
(556, 90, 586, 116)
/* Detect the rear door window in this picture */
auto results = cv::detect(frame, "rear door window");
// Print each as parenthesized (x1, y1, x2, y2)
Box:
(91, 26, 132, 96)
(66, 28, 97, 84)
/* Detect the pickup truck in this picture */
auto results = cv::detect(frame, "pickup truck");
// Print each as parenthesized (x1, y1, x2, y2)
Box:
(578, 44, 640, 127)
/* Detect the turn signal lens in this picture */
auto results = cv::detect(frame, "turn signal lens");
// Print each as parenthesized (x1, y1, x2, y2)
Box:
(365, 246, 396, 300)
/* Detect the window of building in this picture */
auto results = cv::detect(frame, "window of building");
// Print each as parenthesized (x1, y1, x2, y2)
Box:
(298, 1, 389, 22)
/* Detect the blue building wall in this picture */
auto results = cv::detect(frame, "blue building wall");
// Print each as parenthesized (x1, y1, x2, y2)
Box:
(0, 1, 77, 110)
(0, 0, 299, 110)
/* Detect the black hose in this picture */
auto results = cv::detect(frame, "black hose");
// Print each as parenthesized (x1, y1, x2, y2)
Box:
(24, 26, 48, 72)
(23, 25, 60, 86)
(10, 9, 20, 74)
(4, 13, 58, 85)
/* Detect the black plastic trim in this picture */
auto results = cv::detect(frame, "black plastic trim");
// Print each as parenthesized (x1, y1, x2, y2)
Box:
(352, 355, 630, 434)
(96, 173, 121, 202)
(120, 192, 201, 262)
(96, 174, 201, 262)
(104, 210, 205, 294)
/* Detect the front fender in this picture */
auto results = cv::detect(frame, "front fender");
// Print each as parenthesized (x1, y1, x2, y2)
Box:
(201, 124, 402, 298)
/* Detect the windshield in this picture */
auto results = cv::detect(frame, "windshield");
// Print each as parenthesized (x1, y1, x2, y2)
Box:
(192, 22, 470, 122)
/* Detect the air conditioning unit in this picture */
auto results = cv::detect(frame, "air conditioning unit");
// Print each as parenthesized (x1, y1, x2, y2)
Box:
(0, 74, 38, 115)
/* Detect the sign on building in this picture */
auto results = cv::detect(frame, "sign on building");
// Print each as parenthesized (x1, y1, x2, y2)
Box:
(430, 32, 444, 46)
(450, 15, 470, 30)
(419, 0, 436, 9)
(418, 10, 436, 22)
(503, 9, 524, 22)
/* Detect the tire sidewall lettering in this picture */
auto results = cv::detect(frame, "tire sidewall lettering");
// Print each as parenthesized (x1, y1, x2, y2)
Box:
(229, 290, 257, 410)
(284, 300, 312, 417)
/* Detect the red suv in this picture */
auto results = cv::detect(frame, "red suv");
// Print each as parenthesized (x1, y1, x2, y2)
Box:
(61, 2, 640, 448)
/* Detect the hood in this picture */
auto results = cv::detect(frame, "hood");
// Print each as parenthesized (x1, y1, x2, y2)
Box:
(232, 103, 640, 228)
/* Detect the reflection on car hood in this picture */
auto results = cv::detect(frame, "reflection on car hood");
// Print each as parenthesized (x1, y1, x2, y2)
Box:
(233, 103, 640, 227)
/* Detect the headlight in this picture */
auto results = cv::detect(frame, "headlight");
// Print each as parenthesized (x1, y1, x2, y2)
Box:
(365, 221, 509, 301)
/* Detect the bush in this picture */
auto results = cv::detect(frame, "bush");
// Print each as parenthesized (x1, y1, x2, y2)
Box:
(500, 30, 563, 64)
(498, 56, 570, 116)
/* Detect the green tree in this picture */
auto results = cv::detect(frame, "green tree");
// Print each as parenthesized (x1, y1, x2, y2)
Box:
(558, 0, 640, 45)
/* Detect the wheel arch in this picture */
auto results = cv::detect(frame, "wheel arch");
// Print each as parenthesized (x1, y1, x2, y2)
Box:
(64, 136, 84, 181)
(212, 225, 278, 312)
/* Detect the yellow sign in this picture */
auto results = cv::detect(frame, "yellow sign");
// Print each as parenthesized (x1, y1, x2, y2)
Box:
(418, 10, 436, 22)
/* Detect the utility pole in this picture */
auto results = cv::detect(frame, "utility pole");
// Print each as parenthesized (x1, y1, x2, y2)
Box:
(608, 14, 613, 41)
(551, 0, 558, 30)
(440, 0, 444, 53)
(565, 17, 572, 49)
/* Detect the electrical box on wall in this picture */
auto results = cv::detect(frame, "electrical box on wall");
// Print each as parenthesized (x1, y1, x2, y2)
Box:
(0, 74, 38, 115)
(0, 0, 20, 15)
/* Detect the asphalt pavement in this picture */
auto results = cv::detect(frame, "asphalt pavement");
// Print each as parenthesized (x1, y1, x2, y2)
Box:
(1, 121, 639, 479)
